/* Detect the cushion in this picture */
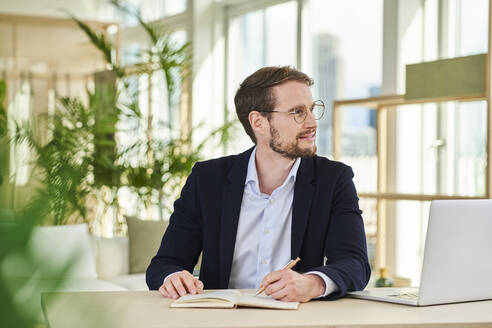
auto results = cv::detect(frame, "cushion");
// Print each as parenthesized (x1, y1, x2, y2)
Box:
(94, 236, 130, 279)
(125, 216, 168, 274)
(26, 223, 97, 279)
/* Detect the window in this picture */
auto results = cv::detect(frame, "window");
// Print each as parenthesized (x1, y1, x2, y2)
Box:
(456, 0, 488, 57)
(392, 101, 487, 197)
(227, 1, 298, 151)
(303, 0, 383, 157)
(391, 200, 430, 284)
(332, 0, 489, 285)
(359, 197, 378, 268)
(8, 74, 33, 186)
(117, 28, 188, 225)
(340, 107, 377, 194)
(118, 0, 187, 28)
(390, 0, 489, 283)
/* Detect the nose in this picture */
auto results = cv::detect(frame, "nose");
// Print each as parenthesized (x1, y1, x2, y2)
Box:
(303, 110, 318, 129)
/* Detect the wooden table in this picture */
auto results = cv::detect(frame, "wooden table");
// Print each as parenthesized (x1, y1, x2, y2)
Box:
(41, 290, 492, 328)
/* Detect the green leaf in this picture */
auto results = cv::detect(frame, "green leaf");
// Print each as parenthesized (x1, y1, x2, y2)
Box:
(69, 14, 124, 78)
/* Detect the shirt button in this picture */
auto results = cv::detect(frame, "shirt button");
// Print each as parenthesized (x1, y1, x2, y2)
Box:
(261, 259, 266, 264)
(264, 228, 270, 234)
(270, 198, 274, 204)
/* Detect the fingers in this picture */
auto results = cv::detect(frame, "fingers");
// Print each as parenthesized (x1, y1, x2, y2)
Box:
(181, 274, 198, 295)
(265, 277, 288, 296)
(279, 294, 296, 302)
(272, 287, 291, 301)
(158, 284, 169, 297)
(265, 271, 291, 299)
(259, 270, 283, 291)
(159, 270, 204, 299)
(271, 272, 321, 303)
(263, 270, 303, 302)
(172, 274, 187, 297)
(195, 279, 204, 293)
(164, 279, 180, 299)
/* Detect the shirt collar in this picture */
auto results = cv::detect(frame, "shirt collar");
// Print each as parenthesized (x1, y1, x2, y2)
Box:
(245, 147, 301, 188)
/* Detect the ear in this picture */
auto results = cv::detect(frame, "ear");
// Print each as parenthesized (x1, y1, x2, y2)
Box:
(248, 110, 269, 140)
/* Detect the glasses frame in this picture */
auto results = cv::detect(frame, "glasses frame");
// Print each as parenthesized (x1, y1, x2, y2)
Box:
(255, 100, 325, 124)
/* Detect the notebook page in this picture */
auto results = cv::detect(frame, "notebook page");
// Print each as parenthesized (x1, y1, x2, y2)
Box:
(171, 290, 241, 305)
(237, 293, 299, 310)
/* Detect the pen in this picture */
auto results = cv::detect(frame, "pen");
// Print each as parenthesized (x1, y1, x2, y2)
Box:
(255, 257, 301, 296)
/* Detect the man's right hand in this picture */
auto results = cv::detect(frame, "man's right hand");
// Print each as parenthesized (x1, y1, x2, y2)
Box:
(158, 270, 204, 299)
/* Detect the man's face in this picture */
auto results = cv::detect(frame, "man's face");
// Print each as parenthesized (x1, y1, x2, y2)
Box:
(267, 81, 318, 159)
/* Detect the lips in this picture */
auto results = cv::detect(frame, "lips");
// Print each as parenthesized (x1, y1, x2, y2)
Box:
(298, 131, 316, 141)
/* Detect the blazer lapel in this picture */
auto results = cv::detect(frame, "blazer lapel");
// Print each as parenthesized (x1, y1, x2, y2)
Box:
(219, 147, 253, 288)
(291, 157, 316, 264)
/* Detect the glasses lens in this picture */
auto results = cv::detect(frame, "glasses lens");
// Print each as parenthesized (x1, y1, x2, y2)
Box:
(294, 109, 307, 123)
(312, 101, 325, 120)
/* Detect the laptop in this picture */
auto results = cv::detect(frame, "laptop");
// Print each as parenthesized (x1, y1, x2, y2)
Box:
(348, 199, 492, 306)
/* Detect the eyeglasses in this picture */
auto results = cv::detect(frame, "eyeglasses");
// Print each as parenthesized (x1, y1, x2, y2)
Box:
(256, 100, 325, 124)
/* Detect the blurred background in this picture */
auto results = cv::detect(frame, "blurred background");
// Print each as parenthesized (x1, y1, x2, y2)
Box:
(0, 0, 490, 324)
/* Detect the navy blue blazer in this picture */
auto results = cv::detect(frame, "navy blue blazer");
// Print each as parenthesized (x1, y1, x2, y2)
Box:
(146, 147, 370, 300)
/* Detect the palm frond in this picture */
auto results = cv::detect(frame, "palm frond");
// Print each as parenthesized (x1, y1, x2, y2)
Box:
(111, 0, 159, 45)
(69, 14, 124, 78)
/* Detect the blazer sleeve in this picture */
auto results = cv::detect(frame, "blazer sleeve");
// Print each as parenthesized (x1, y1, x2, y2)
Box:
(310, 165, 371, 300)
(146, 163, 203, 290)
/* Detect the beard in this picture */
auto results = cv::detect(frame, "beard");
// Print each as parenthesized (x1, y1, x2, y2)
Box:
(269, 124, 317, 160)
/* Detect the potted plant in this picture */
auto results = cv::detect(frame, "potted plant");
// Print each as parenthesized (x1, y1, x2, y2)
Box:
(11, 3, 236, 233)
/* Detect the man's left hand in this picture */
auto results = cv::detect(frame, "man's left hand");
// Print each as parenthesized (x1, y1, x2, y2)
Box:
(260, 270, 325, 302)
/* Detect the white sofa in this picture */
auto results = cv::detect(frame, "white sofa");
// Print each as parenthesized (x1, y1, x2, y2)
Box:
(90, 233, 148, 291)
(34, 223, 149, 292)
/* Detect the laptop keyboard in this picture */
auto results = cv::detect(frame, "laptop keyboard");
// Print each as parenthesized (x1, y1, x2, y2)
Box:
(389, 288, 419, 300)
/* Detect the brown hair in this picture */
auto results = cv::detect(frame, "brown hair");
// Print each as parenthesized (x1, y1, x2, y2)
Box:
(234, 66, 314, 144)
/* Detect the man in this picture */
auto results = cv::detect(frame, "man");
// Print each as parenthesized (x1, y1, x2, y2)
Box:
(146, 66, 370, 302)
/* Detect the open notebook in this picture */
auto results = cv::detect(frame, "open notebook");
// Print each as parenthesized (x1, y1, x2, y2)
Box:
(170, 290, 299, 310)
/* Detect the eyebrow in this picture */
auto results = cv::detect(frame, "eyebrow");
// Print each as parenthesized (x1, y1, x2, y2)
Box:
(287, 102, 316, 112)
